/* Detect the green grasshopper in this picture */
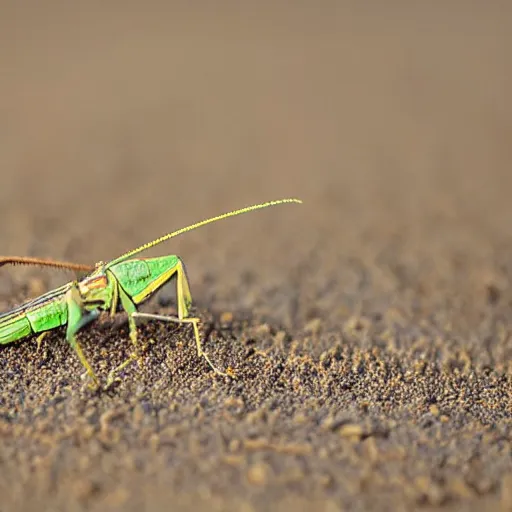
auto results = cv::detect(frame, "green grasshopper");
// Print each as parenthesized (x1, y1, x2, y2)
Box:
(0, 198, 302, 388)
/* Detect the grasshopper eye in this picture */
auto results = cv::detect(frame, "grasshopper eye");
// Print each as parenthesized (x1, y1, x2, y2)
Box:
(78, 282, 89, 295)
(79, 275, 107, 295)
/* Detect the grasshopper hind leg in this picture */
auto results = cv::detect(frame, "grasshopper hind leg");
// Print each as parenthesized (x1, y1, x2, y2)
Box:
(105, 311, 228, 388)
(105, 258, 227, 388)
(131, 312, 228, 376)
(172, 258, 227, 375)
(135, 259, 227, 375)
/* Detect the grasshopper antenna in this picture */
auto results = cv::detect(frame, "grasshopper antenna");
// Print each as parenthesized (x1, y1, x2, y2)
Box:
(0, 257, 94, 272)
(107, 198, 303, 267)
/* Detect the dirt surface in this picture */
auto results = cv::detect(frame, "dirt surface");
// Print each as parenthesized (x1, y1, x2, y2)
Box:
(0, 3, 511, 511)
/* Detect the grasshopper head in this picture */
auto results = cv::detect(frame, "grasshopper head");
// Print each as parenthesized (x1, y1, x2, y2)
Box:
(78, 270, 112, 309)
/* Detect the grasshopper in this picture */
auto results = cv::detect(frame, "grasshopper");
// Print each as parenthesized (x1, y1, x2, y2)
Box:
(0, 198, 302, 388)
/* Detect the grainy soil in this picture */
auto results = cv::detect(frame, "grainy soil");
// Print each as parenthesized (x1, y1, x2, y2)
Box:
(0, 3, 511, 511)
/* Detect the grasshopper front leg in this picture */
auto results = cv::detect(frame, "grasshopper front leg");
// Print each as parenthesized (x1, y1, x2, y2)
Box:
(66, 283, 100, 388)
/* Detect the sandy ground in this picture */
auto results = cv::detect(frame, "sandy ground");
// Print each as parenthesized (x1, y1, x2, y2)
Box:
(0, 3, 511, 511)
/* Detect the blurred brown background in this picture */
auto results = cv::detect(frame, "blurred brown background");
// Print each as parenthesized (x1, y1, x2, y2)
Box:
(0, 3, 511, 511)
